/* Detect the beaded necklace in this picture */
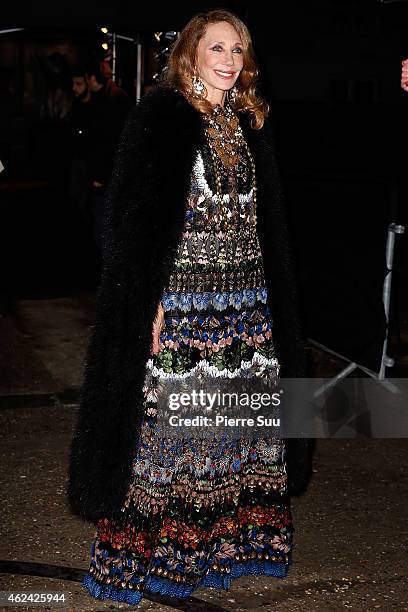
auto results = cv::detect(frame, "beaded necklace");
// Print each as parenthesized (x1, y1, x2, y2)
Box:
(202, 103, 257, 209)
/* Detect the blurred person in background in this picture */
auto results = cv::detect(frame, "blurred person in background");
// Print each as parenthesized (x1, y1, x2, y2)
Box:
(69, 66, 93, 224)
(401, 58, 408, 92)
(85, 61, 132, 251)
(397, 59, 408, 225)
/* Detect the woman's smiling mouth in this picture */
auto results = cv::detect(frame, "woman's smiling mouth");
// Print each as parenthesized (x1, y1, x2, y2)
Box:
(213, 69, 236, 79)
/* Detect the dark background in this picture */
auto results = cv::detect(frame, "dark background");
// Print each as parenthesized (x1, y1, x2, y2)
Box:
(1, 0, 407, 374)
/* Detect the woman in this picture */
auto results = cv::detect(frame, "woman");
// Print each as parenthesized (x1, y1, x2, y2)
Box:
(67, 9, 311, 605)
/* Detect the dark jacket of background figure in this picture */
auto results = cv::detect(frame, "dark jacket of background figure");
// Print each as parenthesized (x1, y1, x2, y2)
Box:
(67, 86, 313, 522)
(88, 79, 132, 185)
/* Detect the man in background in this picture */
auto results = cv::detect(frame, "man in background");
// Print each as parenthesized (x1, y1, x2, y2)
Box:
(85, 61, 132, 252)
(70, 66, 93, 224)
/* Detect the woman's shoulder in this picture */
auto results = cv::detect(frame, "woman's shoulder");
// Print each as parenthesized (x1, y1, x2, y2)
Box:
(240, 110, 275, 150)
(114, 85, 203, 171)
(122, 86, 198, 146)
(140, 85, 186, 107)
(132, 86, 194, 123)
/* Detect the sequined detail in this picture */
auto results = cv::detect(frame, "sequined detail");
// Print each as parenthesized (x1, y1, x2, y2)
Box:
(82, 105, 293, 606)
(202, 102, 246, 169)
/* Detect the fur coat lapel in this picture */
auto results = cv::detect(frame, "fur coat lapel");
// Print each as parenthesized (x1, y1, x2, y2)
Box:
(67, 86, 311, 522)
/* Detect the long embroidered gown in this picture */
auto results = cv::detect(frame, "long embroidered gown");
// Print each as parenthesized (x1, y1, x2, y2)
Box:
(82, 103, 293, 605)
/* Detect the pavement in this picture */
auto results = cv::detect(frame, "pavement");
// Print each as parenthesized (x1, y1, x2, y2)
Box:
(1, 295, 408, 611)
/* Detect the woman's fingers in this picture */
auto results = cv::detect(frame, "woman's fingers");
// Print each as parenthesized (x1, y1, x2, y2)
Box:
(151, 327, 161, 354)
(151, 303, 165, 354)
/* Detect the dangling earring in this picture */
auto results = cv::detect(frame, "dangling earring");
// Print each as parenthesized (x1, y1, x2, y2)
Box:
(192, 70, 205, 97)
(227, 85, 238, 105)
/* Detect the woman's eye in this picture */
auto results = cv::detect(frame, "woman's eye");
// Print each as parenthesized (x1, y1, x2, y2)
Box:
(210, 45, 242, 53)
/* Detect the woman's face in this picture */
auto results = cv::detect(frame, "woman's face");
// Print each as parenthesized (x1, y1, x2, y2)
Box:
(195, 21, 244, 105)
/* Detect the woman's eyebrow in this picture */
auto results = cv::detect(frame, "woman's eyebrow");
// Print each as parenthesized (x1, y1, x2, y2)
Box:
(209, 40, 243, 46)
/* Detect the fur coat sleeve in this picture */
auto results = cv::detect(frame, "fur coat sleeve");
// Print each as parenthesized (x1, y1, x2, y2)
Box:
(66, 86, 313, 522)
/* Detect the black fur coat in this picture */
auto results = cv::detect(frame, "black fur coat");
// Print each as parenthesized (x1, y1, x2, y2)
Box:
(67, 86, 313, 522)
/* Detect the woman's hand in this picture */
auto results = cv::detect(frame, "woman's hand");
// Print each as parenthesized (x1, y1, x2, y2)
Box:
(151, 301, 165, 355)
(401, 59, 408, 92)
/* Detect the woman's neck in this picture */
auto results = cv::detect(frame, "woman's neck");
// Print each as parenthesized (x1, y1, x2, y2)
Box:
(206, 88, 226, 107)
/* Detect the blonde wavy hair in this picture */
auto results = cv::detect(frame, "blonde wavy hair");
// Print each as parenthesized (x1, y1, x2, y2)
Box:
(162, 9, 269, 129)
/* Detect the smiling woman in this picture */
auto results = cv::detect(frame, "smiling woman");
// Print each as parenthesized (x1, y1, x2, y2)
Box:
(68, 7, 310, 607)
